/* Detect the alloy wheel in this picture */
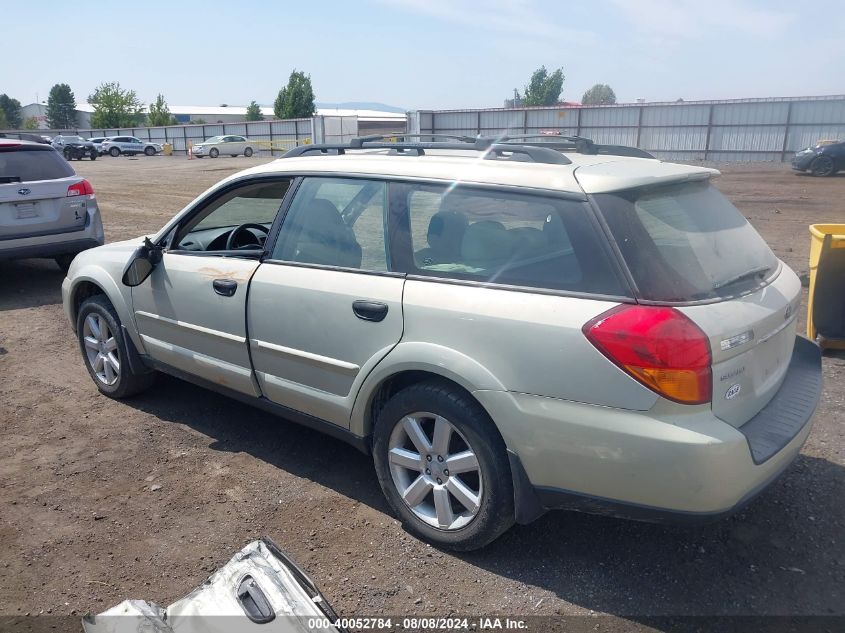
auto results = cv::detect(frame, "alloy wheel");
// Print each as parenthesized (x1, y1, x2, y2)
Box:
(82, 314, 120, 386)
(387, 411, 483, 530)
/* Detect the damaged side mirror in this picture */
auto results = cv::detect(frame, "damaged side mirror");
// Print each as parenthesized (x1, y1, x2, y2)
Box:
(122, 237, 163, 287)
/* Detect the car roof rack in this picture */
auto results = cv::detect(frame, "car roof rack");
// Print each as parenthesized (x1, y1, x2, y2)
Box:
(284, 138, 573, 165)
(281, 133, 653, 163)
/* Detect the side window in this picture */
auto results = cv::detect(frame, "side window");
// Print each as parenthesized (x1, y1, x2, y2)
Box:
(272, 177, 389, 272)
(395, 183, 627, 295)
(172, 179, 291, 252)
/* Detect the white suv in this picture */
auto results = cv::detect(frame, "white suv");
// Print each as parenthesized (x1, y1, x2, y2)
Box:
(61, 135, 822, 550)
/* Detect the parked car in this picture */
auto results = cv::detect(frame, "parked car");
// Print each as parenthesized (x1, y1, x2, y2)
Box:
(192, 135, 256, 158)
(1, 139, 104, 271)
(101, 136, 162, 157)
(62, 135, 821, 550)
(792, 140, 845, 176)
(50, 135, 98, 161)
(87, 137, 108, 156)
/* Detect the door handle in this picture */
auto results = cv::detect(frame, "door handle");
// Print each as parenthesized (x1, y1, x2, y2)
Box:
(353, 300, 388, 322)
(212, 278, 238, 297)
(236, 575, 275, 624)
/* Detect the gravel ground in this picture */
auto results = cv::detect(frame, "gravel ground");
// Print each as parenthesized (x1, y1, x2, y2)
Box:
(0, 156, 843, 631)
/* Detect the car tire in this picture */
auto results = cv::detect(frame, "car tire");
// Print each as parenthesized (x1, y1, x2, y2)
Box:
(244, 147, 254, 157)
(109, 147, 120, 157)
(144, 146, 155, 156)
(55, 253, 75, 273)
(209, 148, 219, 158)
(372, 380, 514, 551)
(230, 154, 238, 158)
(76, 295, 155, 399)
(810, 155, 836, 177)
(63, 149, 73, 161)
(90, 153, 97, 161)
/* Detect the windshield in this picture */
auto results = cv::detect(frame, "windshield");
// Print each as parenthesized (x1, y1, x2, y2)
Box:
(203, 136, 225, 143)
(595, 182, 778, 302)
(63, 136, 86, 143)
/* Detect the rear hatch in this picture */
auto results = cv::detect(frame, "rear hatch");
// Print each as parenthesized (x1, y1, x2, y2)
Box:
(0, 142, 88, 240)
(589, 171, 801, 427)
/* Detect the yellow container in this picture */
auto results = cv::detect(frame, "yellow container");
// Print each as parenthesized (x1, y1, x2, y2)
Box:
(807, 223, 845, 348)
(162, 142, 173, 156)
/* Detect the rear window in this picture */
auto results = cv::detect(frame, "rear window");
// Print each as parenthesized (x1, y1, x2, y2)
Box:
(393, 182, 629, 296)
(595, 182, 778, 302)
(0, 147, 75, 182)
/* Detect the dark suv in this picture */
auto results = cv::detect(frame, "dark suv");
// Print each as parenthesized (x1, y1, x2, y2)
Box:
(51, 136, 98, 161)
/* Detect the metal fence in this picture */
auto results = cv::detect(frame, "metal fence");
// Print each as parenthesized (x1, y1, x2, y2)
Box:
(412, 95, 845, 162)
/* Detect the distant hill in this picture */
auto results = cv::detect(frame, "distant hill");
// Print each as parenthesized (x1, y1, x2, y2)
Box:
(316, 101, 406, 113)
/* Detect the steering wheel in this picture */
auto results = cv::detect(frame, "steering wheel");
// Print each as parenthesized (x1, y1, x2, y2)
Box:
(226, 223, 270, 251)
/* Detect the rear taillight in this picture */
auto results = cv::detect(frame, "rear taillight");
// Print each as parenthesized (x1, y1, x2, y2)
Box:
(67, 179, 94, 197)
(583, 305, 712, 405)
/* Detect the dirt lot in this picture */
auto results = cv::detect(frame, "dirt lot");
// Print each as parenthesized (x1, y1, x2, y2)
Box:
(1, 156, 843, 629)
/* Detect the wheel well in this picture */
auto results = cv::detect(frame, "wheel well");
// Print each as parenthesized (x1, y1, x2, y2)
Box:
(70, 281, 106, 329)
(365, 370, 496, 441)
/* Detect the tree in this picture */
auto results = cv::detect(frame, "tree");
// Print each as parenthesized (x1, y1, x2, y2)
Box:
(582, 84, 617, 106)
(47, 83, 77, 128)
(23, 117, 39, 130)
(245, 100, 263, 121)
(147, 93, 176, 126)
(522, 66, 565, 107)
(88, 82, 144, 128)
(0, 94, 22, 129)
(0, 108, 7, 129)
(273, 70, 315, 119)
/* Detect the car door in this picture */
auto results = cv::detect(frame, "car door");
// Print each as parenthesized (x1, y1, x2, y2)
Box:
(248, 176, 405, 427)
(129, 137, 144, 154)
(131, 177, 294, 395)
(226, 136, 244, 155)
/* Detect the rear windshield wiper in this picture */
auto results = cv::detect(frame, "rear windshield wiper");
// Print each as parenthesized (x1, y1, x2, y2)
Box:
(713, 265, 771, 290)
(0, 176, 22, 184)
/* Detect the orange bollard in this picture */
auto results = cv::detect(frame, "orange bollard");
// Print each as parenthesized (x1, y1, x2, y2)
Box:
(187, 141, 193, 159)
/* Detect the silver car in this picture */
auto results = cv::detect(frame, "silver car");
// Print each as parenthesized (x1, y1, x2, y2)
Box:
(192, 135, 256, 158)
(61, 136, 822, 550)
(1, 139, 104, 271)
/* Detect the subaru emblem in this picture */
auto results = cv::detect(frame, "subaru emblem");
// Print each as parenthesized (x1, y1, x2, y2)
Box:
(17, 188, 31, 196)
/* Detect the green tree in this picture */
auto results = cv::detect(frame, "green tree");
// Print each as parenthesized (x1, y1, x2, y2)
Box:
(0, 94, 23, 128)
(522, 66, 565, 107)
(273, 70, 315, 119)
(46, 83, 77, 128)
(0, 108, 7, 129)
(88, 82, 144, 128)
(245, 100, 263, 121)
(147, 93, 176, 126)
(23, 116, 39, 130)
(582, 83, 617, 105)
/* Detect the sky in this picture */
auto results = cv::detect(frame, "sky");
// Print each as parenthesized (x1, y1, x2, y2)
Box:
(2, 0, 843, 110)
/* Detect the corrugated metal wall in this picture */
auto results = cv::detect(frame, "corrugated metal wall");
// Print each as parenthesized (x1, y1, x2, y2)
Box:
(416, 96, 845, 162)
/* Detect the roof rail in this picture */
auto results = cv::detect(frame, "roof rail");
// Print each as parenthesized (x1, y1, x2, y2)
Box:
(489, 134, 655, 159)
(283, 140, 572, 165)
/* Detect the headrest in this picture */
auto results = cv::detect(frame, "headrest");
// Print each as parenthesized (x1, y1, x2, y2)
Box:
(461, 221, 513, 267)
(427, 211, 468, 254)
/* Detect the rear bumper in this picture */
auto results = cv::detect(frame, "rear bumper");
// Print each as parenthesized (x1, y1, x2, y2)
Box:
(476, 335, 822, 524)
(0, 207, 104, 260)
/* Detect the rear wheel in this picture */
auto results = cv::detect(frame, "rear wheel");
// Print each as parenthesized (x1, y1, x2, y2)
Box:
(77, 295, 155, 398)
(810, 155, 836, 177)
(63, 148, 73, 160)
(373, 380, 514, 550)
(244, 147, 254, 157)
(109, 147, 120, 157)
(209, 147, 219, 158)
(144, 146, 155, 156)
(89, 152, 97, 161)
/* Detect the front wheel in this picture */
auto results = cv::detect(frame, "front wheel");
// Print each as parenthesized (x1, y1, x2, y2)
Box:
(810, 155, 836, 177)
(373, 380, 514, 550)
(89, 153, 97, 161)
(77, 295, 155, 398)
(144, 146, 155, 156)
(209, 147, 219, 158)
(244, 147, 254, 157)
(109, 147, 120, 157)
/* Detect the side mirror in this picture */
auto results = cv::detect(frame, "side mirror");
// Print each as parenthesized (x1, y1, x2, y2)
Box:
(121, 237, 162, 286)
